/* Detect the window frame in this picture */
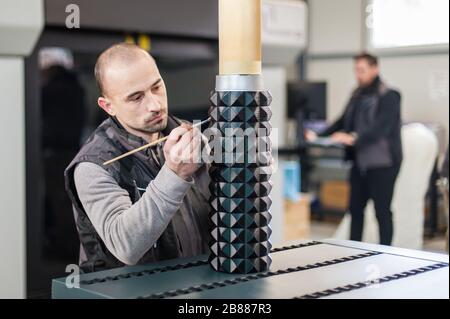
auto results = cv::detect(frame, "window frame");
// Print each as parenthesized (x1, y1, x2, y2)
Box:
(363, 0, 450, 55)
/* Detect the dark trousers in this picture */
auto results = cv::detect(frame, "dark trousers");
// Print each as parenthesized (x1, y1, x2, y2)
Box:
(349, 164, 400, 245)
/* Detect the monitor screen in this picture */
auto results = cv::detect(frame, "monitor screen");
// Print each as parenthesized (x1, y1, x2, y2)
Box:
(287, 81, 327, 120)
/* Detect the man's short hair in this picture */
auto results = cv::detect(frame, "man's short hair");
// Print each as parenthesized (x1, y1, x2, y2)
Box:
(353, 52, 379, 66)
(94, 43, 151, 96)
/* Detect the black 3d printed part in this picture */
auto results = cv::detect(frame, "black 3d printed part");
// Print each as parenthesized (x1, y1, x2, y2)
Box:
(208, 86, 273, 274)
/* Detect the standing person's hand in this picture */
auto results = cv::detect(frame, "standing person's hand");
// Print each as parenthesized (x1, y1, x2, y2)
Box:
(330, 132, 356, 146)
(305, 129, 318, 142)
(163, 123, 202, 180)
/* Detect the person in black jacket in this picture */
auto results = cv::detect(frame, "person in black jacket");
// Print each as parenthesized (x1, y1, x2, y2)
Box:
(307, 53, 402, 246)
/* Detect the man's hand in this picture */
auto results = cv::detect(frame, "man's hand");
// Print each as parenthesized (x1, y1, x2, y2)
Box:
(305, 129, 318, 142)
(330, 132, 356, 146)
(163, 123, 202, 181)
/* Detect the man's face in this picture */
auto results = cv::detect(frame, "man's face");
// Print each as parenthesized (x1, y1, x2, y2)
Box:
(354, 59, 379, 87)
(100, 54, 168, 136)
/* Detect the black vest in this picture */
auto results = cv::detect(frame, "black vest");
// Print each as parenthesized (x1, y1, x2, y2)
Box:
(344, 81, 402, 170)
(64, 115, 211, 273)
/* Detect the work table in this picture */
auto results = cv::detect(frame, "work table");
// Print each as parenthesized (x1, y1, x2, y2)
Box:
(52, 239, 449, 299)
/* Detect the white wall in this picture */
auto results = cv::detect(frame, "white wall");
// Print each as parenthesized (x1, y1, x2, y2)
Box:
(0, 58, 26, 298)
(0, 0, 44, 298)
(263, 66, 287, 245)
(309, 0, 364, 55)
(308, 58, 356, 121)
(381, 54, 449, 138)
(307, 0, 449, 149)
(0, 0, 43, 56)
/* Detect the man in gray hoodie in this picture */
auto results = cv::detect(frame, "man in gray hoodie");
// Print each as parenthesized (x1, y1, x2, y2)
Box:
(65, 43, 211, 273)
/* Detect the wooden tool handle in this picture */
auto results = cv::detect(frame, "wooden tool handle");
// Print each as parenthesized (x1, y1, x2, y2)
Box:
(103, 118, 210, 166)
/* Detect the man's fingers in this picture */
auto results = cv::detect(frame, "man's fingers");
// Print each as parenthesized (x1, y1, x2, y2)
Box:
(179, 130, 194, 148)
(168, 131, 193, 162)
(305, 130, 317, 142)
(181, 133, 200, 161)
(174, 134, 202, 163)
(164, 123, 202, 163)
(166, 122, 196, 144)
(190, 139, 202, 164)
(165, 126, 189, 148)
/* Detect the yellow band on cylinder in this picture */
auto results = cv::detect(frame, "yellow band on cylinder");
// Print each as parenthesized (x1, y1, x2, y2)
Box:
(219, 0, 262, 75)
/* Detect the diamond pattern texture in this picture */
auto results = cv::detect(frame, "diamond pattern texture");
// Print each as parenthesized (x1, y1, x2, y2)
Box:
(208, 90, 273, 274)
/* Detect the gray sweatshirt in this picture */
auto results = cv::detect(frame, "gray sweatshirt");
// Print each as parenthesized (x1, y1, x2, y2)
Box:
(74, 162, 210, 265)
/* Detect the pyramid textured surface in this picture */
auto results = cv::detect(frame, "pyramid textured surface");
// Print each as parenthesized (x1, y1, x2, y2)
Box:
(208, 90, 273, 274)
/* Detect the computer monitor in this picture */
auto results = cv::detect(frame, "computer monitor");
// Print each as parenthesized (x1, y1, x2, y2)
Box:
(287, 81, 327, 120)
(287, 81, 327, 145)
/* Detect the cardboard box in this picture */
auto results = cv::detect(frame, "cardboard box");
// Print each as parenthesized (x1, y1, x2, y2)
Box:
(319, 181, 350, 211)
(284, 194, 310, 241)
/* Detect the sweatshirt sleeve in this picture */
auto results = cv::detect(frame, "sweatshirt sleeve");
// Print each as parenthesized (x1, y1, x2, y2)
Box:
(74, 162, 193, 265)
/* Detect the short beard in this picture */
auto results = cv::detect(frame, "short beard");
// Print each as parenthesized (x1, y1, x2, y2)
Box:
(138, 118, 168, 134)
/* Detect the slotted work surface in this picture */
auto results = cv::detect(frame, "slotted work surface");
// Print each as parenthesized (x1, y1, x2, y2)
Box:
(52, 240, 449, 299)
